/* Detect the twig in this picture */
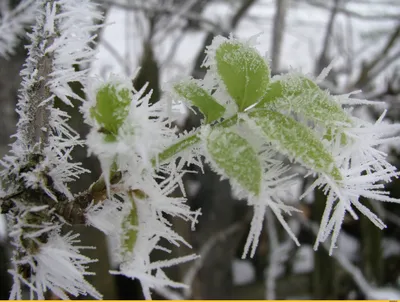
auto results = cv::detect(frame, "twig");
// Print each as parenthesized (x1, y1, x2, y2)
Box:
(94, 0, 222, 32)
(101, 39, 130, 73)
(315, 0, 340, 75)
(230, 0, 257, 30)
(182, 221, 244, 298)
(303, 0, 400, 21)
(353, 24, 400, 88)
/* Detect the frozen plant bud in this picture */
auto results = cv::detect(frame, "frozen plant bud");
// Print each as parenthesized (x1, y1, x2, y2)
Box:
(90, 83, 132, 142)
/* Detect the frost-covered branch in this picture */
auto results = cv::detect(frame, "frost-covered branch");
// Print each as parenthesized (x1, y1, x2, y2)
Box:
(0, 0, 103, 298)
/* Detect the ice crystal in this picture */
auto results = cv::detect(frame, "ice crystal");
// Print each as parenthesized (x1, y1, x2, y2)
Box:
(0, 0, 38, 58)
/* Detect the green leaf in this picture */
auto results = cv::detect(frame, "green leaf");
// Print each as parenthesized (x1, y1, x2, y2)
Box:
(257, 75, 351, 129)
(121, 194, 139, 256)
(256, 77, 316, 107)
(215, 40, 270, 112)
(206, 128, 262, 195)
(248, 110, 341, 180)
(174, 81, 225, 123)
(154, 132, 201, 165)
(90, 84, 132, 142)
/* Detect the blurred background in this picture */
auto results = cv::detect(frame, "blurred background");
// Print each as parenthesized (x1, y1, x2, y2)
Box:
(0, 0, 400, 299)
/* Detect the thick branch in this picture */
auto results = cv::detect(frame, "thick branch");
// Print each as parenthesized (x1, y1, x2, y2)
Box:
(18, 1, 57, 151)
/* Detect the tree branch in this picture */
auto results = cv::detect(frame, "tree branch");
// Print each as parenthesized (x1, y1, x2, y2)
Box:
(94, 0, 223, 32)
(315, 0, 340, 75)
(303, 0, 400, 21)
(353, 23, 400, 88)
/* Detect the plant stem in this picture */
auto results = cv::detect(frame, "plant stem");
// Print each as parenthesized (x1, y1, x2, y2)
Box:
(154, 115, 239, 165)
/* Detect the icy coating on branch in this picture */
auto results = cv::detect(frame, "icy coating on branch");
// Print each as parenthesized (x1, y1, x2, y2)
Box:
(1, 0, 103, 299)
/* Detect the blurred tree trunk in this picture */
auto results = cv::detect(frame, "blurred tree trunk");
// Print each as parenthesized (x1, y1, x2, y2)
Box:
(270, 0, 288, 74)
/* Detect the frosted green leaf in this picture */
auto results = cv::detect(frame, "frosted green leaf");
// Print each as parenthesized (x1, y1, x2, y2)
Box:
(155, 133, 200, 165)
(206, 128, 261, 195)
(121, 194, 139, 256)
(174, 81, 225, 123)
(258, 75, 351, 129)
(215, 40, 270, 112)
(90, 84, 131, 142)
(249, 110, 341, 180)
(256, 77, 315, 107)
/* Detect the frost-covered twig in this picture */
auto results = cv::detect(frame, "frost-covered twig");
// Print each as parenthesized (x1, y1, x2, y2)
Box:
(0, 0, 103, 298)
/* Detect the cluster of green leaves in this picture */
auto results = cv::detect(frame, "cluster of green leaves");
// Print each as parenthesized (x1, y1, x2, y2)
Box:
(88, 37, 354, 256)
(172, 38, 352, 196)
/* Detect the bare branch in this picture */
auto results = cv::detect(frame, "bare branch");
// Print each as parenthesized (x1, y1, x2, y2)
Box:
(353, 24, 400, 88)
(315, 0, 341, 75)
(182, 220, 245, 298)
(94, 0, 223, 32)
(303, 0, 400, 21)
(230, 0, 257, 29)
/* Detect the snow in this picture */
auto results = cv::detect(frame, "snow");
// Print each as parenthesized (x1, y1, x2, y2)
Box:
(367, 287, 400, 300)
(338, 232, 359, 261)
(186, 180, 201, 197)
(292, 245, 314, 274)
(382, 237, 400, 258)
(232, 259, 255, 285)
